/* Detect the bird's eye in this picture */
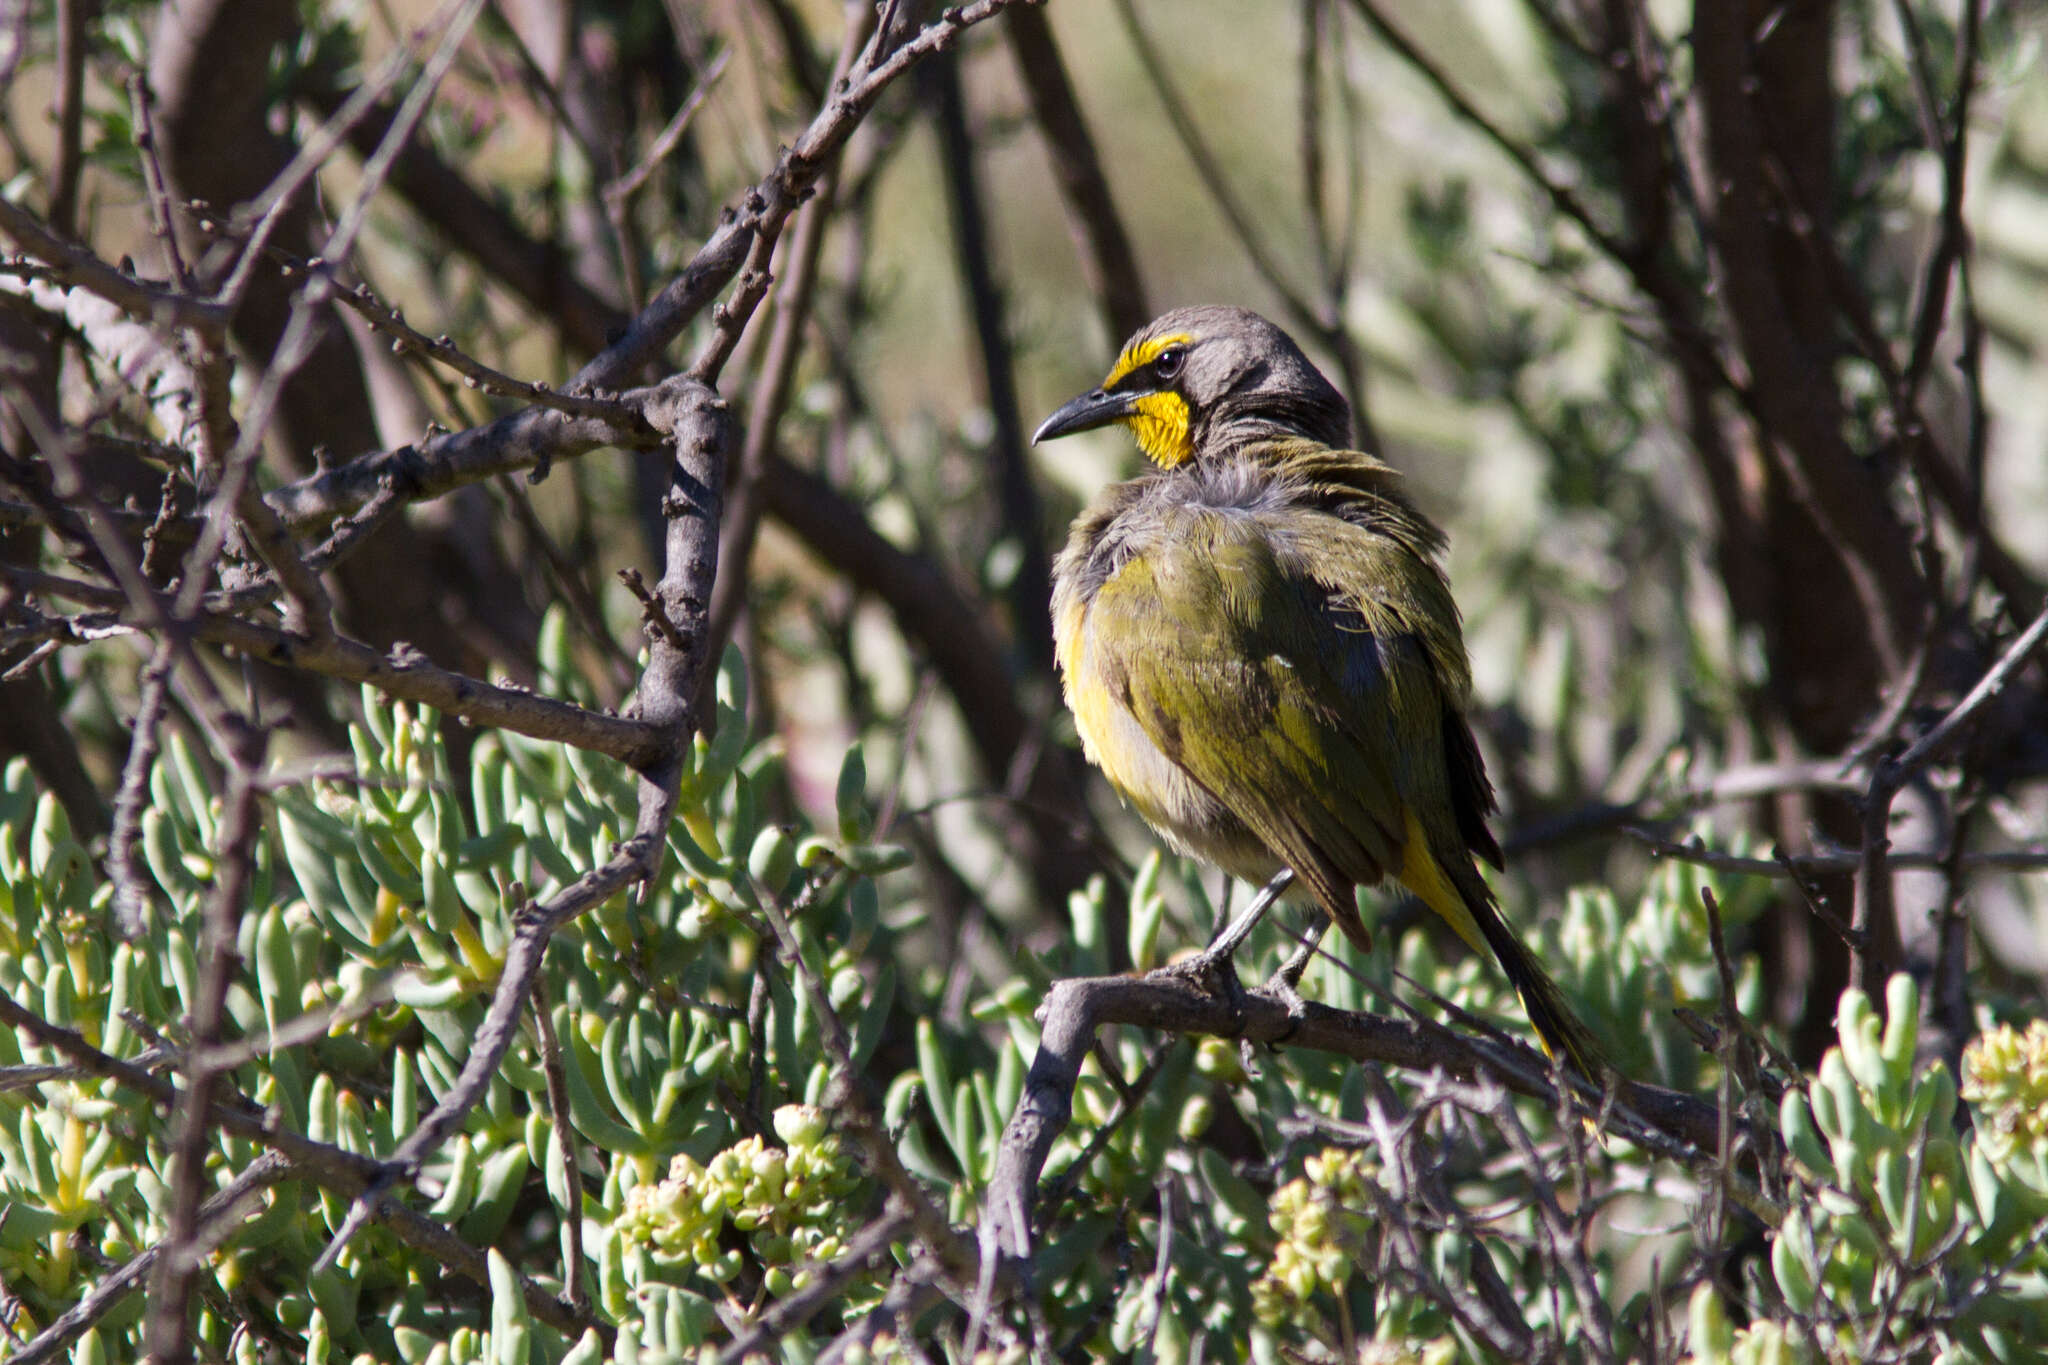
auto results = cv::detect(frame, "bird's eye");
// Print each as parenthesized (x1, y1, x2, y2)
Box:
(1153, 347, 1185, 381)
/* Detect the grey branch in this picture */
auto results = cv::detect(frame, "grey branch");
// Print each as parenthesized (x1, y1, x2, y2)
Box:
(982, 967, 1744, 1272)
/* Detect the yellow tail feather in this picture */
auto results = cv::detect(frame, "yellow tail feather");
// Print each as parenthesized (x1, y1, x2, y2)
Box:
(1397, 813, 1606, 1077)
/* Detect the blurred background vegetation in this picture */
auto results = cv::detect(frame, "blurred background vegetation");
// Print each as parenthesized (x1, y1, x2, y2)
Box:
(4, 0, 2048, 1360)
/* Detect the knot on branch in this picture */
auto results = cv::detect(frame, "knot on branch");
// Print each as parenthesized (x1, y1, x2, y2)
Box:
(640, 378, 731, 471)
(617, 566, 691, 652)
(381, 444, 430, 500)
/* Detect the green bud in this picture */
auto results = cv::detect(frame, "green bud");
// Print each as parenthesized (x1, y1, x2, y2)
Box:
(1874, 1147, 1910, 1241)
(429, 1137, 480, 1218)
(835, 744, 869, 842)
(773, 1104, 828, 1149)
(748, 826, 797, 891)
(1837, 989, 1889, 1102)
(1686, 1283, 1733, 1358)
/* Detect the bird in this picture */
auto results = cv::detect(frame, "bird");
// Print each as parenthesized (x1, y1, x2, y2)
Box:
(1033, 305, 1603, 1077)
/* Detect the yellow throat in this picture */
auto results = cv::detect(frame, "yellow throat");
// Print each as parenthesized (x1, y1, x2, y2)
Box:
(1102, 332, 1195, 467)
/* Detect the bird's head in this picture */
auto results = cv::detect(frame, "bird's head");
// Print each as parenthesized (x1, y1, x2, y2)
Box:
(1031, 306, 1351, 466)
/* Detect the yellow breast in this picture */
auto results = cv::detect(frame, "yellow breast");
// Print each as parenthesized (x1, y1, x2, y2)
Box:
(1052, 567, 1277, 886)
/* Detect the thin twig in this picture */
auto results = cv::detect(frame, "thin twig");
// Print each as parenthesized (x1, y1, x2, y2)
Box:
(323, 266, 647, 424)
(714, 1204, 914, 1364)
(309, 844, 655, 1271)
(144, 725, 267, 1365)
(1623, 826, 2048, 879)
(1001, 5, 1150, 340)
(1897, 0, 1987, 403)
(1852, 600, 2048, 990)
(0, 991, 605, 1345)
(925, 47, 1053, 668)
(531, 980, 589, 1314)
(1112, 0, 1375, 440)
(605, 48, 732, 208)
(752, 869, 972, 1279)
(1034, 1041, 1175, 1217)
(11, 1154, 292, 1365)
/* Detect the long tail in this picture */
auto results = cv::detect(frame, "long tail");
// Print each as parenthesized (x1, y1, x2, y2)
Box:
(1393, 813, 1606, 1077)
(1465, 893, 1607, 1078)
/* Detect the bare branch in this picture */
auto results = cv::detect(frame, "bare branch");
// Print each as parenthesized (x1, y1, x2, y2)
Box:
(579, 0, 1034, 393)
(630, 377, 732, 837)
(107, 640, 174, 937)
(11, 1154, 292, 1365)
(1853, 600, 2048, 990)
(531, 980, 589, 1315)
(0, 196, 228, 329)
(144, 721, 267, 1365)
(311, 843, 657, 1270)
(715, 1205, 915, 1365)
(983, 967, 1742, 1269)
(264, 398, 660, 530)
(925, 47, 1054, 668)
(0, 992, 604, 1345)
(1002, 5, 1150, 340)
(605, 48, 732, 209)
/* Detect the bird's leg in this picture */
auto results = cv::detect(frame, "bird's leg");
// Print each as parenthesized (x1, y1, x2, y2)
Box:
(1258, 913, 1331, 1023)
(1271, 916, 1329, 991)
(1204, 868, 1296, 961)
(1151, 869, 1295, 1020)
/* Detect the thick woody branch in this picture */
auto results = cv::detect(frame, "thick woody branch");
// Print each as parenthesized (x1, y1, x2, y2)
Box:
(983, 968, 1734, 1264)
(265, 398, 661, 530)
(1002, 5, 1150, 341)
(1692, 4, 1925, 675)
(633, 379, 733, 842)
(316, 380, 735, 1272)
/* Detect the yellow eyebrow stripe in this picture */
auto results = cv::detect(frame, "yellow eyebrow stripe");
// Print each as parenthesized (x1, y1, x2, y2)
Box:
(1102, 332, 1195, 389)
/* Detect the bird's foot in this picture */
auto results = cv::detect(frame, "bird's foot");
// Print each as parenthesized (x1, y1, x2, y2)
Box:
(1250, 965, 1313, 1047)
(1240, 918, 1327, 1043)
(1152, 941, 1253, 1030)
(1269, 933, 1321, 996)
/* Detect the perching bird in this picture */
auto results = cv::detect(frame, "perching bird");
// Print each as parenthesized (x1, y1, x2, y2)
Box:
(1035, 306, 1602, 1076)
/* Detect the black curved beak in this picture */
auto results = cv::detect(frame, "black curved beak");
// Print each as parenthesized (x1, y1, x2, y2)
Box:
(1031, 387, 1139, 444)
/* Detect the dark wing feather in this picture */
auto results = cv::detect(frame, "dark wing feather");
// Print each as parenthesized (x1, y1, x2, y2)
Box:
(1442, 710, 1503, 870)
